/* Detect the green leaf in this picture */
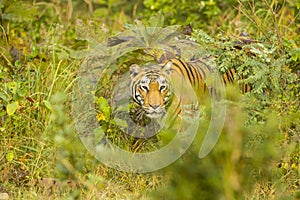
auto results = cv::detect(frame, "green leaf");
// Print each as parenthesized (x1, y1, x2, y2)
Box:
(93, 8, 109, 18)
(7, 81, 18, 95)
(95, 97, 111, 119)
(158, 129, 176, 146)
(43, 100, 54, 112)
(0, 92, 9, 103)
(3, 2, 38, 21)
(291, 48, 300, 61)
(94, 127, 105, 144)
(295, 2, 300, 19)
(6, 101, 19, 116)
(17, 88, 27, 97)
(0, 111, 6, 117)
(6, 151, 14, 162)
(148, 10, 164, 28)
(112, 118, 128, 128)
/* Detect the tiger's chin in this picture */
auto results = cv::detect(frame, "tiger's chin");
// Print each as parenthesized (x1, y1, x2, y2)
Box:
(145, 111, 165, 119)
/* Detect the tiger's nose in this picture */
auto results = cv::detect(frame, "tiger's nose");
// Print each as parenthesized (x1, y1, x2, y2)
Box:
(150, 104, 160, 109)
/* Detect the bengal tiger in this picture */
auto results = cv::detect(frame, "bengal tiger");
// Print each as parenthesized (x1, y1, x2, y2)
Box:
(129, 57, 250, 122)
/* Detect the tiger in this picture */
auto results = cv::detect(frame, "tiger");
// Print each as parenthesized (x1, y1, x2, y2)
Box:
(129, 57, 250, 121)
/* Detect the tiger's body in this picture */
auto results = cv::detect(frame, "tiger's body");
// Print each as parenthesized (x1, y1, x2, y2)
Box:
(129, 58, 248, 120)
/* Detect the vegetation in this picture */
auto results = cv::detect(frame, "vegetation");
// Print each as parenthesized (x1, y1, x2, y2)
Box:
(0, 0, 299, 199)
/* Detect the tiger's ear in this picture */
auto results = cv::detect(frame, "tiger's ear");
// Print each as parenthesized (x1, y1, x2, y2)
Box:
(129, 64, 140, 78)
(161, 61, 172, 75)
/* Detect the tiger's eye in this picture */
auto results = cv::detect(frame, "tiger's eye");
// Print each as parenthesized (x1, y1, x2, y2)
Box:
(141, 85, 148, 92)
(160, 85, 166, 91)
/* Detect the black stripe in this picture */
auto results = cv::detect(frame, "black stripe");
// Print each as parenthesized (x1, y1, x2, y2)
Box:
(133, 96, 141, 105)
(169, 99, 182, 123)
(224, 71, 231, 84)
(170, 62, 185, 77)
(194, 59, 213, 73)
(222, 77, 227, 85)
(227, 69, 235, 82)
(200, 60, 213, 73)
(178, 59, 196, 86)
(172, 60, 193, 84)
(197, 66, 206, 79)
(132, 83, 142, 105)
(191, 61, 206, 92)
(197, 60, 220, 97)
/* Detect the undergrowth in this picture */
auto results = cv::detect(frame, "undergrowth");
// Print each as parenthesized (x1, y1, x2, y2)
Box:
(0, 0, 299, 199)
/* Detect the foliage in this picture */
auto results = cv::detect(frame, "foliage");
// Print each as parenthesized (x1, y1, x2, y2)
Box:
(0, 0, 299, 199)
(141, 0, 235, 30)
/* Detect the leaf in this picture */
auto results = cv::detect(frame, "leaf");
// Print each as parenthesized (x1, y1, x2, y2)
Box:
(7, 81, 18, 95)
(295, 2, 300, 19)
(250, 46, 263, 56)
(0, 111, 6, 117)
(94, 127, 105, 144)
(93, 8, 109, 18)
(6, 151, 14, 162)
(43, 100, 54, 112)
(96, 97, 111, 119)
(3, 2, 38, 21)
(112, 118, 128, 128)
(6, 101, 19, 116)
(291, 48, 300, 61)
(148, 10, 164, 28)
(0, 92, 9, 103)
(158, 129, 176, 146)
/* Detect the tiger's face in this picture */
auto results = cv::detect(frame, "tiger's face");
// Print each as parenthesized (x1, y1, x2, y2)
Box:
(129, 62, 173, 118)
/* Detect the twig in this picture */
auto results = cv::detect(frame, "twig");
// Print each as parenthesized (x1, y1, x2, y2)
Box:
(84, 0, 94, 14)
(0, 48, 14, 76)
(67, 0, 73, 21)
(237, 0, 271, 44)
(262, 0, 285, 56)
